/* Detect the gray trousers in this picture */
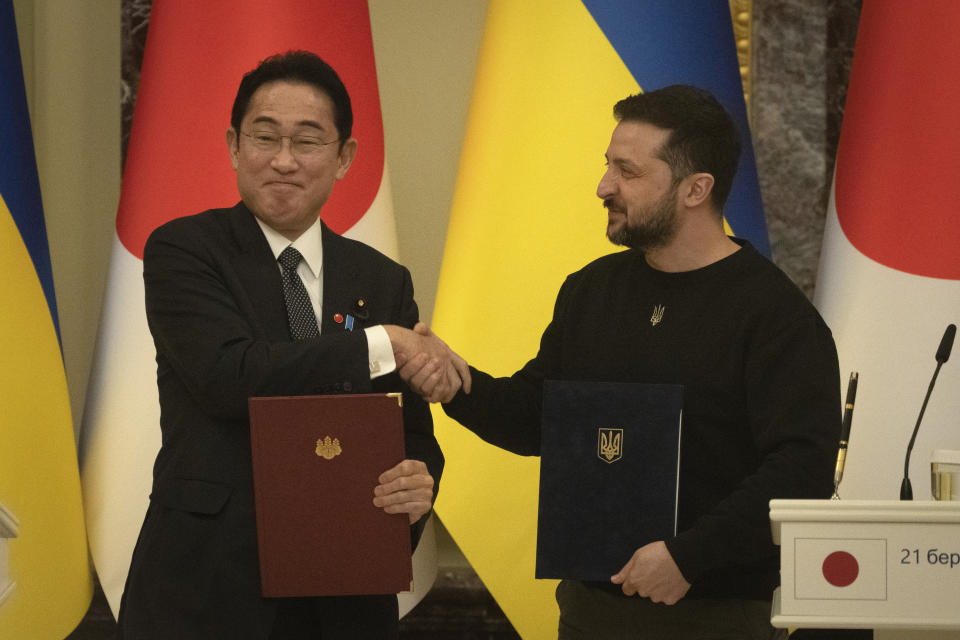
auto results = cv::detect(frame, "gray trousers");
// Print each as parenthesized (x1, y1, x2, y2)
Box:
(556, 580, 789, 640)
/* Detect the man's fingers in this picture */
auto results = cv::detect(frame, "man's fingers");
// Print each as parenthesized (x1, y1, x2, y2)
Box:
(376, 499, 432, 524)
(453, 355, 472, 394)
(377, 459, 429, 485)
(413, 322, 431, 337)
(407, 359, 443, 396)
(611, 557, 634, 595)
(397, 352, 431, 380)
(431, 363, 460, 403)
(373, 460, 434, 524)
(400, 355, 463, 403)
(607, 542, 690, 602)
(373, 487, 433, 507)
(372, 490, 432, 524)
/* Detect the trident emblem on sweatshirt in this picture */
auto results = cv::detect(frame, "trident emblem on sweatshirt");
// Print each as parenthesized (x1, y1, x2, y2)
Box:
(598, 428, 623, 463)
(650, 304, 665, 326)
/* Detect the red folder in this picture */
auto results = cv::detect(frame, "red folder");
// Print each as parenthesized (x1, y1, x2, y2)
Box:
(248, 393, 412, 597)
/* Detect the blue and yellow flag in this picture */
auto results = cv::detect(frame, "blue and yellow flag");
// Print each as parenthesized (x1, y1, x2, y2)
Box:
(0, 2, 92, 637)
(432, 2, 765, 637)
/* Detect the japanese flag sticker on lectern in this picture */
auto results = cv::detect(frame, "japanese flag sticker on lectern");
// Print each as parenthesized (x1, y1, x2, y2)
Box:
(794, 538, 887, 600)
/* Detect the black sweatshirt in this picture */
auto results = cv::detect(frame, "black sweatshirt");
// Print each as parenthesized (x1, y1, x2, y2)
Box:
(444, 240, 841, 601)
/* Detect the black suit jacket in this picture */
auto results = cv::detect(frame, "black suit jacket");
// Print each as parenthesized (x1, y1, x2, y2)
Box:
(118, 202, 442, 638)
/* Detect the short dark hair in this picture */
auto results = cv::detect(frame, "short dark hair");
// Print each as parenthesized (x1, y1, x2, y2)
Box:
(231, 50, 352, 146)
(613, 85, 740, 210)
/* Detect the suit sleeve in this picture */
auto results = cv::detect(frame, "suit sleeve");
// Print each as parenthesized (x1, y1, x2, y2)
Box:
(441, 274, 579, 456)
(144, 221, 372, 422)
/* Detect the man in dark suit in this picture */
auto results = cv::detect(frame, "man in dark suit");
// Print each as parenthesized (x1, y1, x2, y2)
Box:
(117, 51, 467, 639)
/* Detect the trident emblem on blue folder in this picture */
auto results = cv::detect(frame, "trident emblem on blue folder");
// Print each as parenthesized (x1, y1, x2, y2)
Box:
(598, 428, 623, 463)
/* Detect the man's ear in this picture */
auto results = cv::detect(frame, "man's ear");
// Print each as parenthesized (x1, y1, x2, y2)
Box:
(682, 173, 715, 208)
(335, 137, 358, 180)
(226, 127, 239, 170)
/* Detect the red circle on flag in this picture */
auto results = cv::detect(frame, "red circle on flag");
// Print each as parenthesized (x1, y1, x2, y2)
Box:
(834, 3, 960, 279)
(822, 551, 859, 587)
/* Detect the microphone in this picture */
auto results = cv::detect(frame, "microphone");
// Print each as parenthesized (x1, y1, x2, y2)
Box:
(832, 371, 858, 499)
(900, 324, 956, 500)
(936, 324, 957, 363)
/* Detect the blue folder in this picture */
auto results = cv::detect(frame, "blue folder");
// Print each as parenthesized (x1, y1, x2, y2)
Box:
(536, 380, 683, 580)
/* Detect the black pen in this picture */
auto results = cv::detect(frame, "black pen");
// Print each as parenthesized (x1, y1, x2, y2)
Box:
(832, 371, 858, 499)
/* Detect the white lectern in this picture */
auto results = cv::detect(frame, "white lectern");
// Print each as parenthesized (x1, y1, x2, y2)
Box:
(770, 500, 960, 637)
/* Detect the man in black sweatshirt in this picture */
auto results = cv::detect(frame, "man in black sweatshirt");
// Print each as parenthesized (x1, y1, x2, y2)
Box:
(404, 85, 840, 639)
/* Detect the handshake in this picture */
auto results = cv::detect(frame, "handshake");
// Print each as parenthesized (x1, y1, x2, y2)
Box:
(384, 322, 471, 403)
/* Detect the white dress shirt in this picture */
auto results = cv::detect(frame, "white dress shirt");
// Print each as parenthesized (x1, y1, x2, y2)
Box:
(254, 216, 396, 379)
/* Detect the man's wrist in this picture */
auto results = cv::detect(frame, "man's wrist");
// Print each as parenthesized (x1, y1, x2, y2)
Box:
(364, 325, 396, 379)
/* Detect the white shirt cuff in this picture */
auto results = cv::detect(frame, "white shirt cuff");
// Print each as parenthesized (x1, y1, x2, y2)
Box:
(364, 325, 397, 379)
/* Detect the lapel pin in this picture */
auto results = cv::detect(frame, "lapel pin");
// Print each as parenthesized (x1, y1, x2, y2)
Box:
(333, 313, 344, 324)
(353, 298, 369, 320)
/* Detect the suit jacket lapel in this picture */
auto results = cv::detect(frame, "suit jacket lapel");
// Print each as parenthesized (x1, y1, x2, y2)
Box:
(227, 202, 290, 342)
(320, 223, 369, 335)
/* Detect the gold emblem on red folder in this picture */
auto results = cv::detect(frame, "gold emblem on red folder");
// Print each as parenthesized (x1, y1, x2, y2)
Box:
(598, 428, 623, 463)
(315, 436, 342, 460)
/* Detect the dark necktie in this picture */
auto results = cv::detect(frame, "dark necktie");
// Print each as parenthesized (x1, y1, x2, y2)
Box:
(278, 246, 320, 340)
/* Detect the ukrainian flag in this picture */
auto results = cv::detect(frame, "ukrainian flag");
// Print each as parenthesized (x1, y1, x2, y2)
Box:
(0, 3, 92, 637)
(432, 2, 765, 637)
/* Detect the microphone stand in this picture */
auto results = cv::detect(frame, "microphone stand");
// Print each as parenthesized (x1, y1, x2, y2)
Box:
(900, 324, 956, 500)
(899, 361, 945, 500)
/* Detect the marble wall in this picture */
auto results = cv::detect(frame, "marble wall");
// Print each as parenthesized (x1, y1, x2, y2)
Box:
(753, 0, 861, 297)
(120, 0, 149, 165)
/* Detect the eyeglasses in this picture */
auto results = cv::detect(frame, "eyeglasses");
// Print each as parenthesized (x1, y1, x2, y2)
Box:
(240, 130, 339, 157)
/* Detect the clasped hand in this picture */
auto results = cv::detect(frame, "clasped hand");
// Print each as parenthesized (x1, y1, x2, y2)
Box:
(385, 322, 470, 403)
(373, 459, 434, 524)
(610, 540, 691, 604)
